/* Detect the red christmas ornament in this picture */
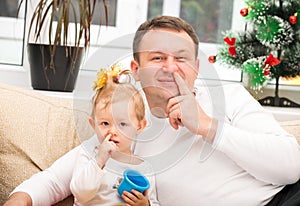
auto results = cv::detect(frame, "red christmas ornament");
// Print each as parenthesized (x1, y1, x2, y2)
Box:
(289, 14, 298, 25)
(208, 55, 216, 63)
(240, 8, 248, 17)
(265, 54, 281, 66)
(224, 37, 237, 56)
(262, 54, 281, 76)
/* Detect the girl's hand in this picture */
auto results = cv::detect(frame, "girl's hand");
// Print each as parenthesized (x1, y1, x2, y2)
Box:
(95, 134, 117, 168)
(122, 189, 150, 206)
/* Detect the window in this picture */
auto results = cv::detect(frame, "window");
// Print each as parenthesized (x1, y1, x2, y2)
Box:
(0, 0, 19, 17)
(147, 0, 163, 19)
(91, 0, 117, 26)
(65, 0, 117, 26)
(180, 0, 233, 44)
(0, 0, 26, 65)
(147, 0, 234, 44)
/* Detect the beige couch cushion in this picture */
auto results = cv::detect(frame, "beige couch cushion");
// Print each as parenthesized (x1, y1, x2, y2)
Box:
(279, 120, 300, 144)
(0, 83, 92, 205)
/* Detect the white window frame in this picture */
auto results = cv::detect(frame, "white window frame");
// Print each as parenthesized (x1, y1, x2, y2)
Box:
(0, 0, 26, 66)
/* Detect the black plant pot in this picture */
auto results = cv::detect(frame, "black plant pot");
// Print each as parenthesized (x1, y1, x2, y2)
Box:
(27, 43, 84, 92)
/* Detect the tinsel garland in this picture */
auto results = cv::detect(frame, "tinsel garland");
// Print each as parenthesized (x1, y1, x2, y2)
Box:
(254, 15, 294, 49)
(245, 0, 270, 21)
(241, 56, 269, 90)
(216, 31, 270, 69)
(281, 43, 300, 77)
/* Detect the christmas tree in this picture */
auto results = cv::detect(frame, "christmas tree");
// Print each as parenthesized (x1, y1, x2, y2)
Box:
(210, 0, 300, 107)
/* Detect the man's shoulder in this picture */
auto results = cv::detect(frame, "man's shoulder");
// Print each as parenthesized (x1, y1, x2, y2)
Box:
(196, 81, 247, 97)
(197, 81, 245, 90)
(196, 81, 255, 114)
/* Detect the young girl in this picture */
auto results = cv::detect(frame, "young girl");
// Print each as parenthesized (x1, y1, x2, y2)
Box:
(70, 64, 159, 206)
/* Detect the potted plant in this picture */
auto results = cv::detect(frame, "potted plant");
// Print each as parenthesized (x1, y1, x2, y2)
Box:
(18, 0, 108, 92)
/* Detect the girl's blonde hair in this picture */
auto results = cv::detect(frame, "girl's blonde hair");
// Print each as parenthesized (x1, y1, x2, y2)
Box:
(91, 64, 145, 122)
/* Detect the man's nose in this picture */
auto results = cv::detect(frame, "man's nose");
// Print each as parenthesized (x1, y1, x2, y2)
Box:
(162, 56, 178, 73)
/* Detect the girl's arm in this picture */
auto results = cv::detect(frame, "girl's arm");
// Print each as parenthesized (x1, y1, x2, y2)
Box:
(70, 147, 106, 203)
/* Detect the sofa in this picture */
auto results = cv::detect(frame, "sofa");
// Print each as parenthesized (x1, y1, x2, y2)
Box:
(0, 82, 300, 205)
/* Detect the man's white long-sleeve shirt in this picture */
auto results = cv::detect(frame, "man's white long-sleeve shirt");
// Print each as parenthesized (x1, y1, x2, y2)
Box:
(12, 83, 300, 206)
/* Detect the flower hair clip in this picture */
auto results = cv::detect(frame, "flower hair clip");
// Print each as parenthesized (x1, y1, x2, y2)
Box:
(93, 63, 131, 90)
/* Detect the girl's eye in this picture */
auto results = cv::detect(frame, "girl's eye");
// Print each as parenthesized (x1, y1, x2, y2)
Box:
(100, 121, 109, 126)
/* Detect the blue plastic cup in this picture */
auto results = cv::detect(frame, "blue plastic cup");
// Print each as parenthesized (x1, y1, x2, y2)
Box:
(117, 169, 150, 196)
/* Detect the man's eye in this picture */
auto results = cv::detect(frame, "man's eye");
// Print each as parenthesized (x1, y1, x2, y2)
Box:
(119, 122, 127, 127)
(100, 121, 109, 126)
(176, 56, 186, 61)
(152, 56, 163, 61)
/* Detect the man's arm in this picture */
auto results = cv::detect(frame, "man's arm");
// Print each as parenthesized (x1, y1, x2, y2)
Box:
(210, 84, 300, 185)
(168, 74, 300, 185)
(3, 192, 32, 206)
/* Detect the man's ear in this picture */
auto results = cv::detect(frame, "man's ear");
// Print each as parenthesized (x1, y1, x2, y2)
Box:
(88, 117, 96, 130)
(137, 119, 147, 134)
(195, 58, 200, 75)
(130, 60, 140, 81)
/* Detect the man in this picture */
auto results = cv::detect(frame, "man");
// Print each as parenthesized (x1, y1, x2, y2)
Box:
(4, 16, 300, 206)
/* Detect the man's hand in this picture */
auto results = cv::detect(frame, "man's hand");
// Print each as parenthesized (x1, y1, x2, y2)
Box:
(166, 72, 217, 142)
(3, 192, 32, 206)
(122, 189, 150, 206)
(96, 134, 117, 168)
